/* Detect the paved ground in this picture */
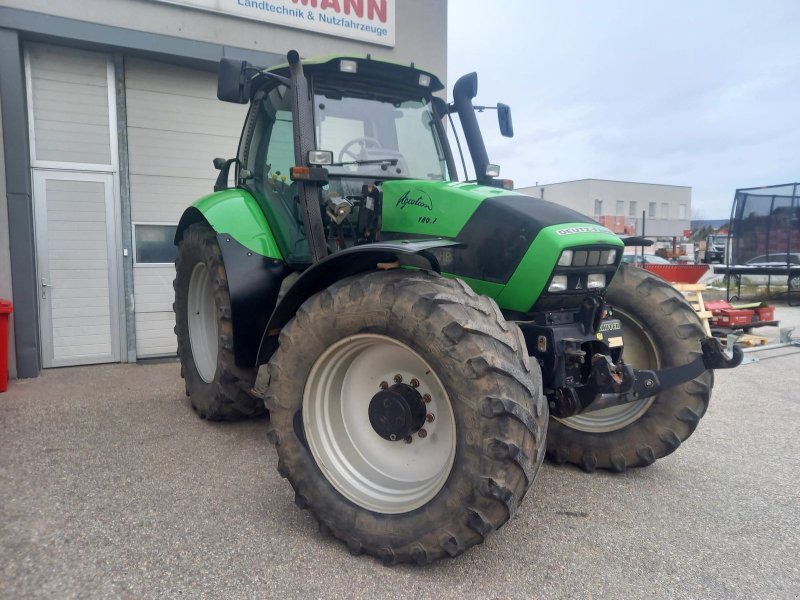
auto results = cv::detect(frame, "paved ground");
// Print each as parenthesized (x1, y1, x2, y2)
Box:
(1, 306, 799, 599)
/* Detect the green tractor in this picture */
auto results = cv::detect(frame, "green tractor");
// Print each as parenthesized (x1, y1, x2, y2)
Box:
(173, 51, 741, 564)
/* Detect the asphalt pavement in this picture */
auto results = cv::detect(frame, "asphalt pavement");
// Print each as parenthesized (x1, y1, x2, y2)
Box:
(1, 306, 799, 599)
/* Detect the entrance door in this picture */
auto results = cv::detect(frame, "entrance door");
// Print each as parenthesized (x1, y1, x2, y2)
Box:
(33, 170, 121, 367)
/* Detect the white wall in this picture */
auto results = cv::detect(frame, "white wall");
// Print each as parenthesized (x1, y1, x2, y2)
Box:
(518, 180, 593, 215)
(518, 179, 691, 238)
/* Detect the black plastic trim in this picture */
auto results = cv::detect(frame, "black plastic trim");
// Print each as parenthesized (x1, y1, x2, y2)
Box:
(255, 240, 460, 365)
(216, 234, 289, 369)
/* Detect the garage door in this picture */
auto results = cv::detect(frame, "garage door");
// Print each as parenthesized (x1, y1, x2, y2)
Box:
(125, 57, 247, 357)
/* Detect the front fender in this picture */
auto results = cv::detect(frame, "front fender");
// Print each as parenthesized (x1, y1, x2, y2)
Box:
(174, 188, 282, 259)
(255, 239, 462, 365)
(175, 189, 285, 368)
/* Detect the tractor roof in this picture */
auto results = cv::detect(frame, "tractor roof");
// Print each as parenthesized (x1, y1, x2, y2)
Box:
(265, 54, 444, 92)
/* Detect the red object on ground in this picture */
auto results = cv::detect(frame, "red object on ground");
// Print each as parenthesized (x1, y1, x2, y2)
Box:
(642, 263, 710, 284)
(711, 308, 755, 327)
(754, 306, 775, 322)
(0, 299, 12, 393)
(705, 300, 733, 312)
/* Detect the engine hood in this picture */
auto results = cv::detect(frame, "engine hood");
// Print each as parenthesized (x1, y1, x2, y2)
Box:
(379, 180, 624, 311)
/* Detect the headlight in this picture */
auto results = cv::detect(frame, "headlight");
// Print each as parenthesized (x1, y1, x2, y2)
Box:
(548, 275, 568, 292)
(587, 273, 606, 289)
(557, 250, 573, 266)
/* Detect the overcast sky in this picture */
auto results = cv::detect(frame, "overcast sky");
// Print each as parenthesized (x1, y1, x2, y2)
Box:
(447, 1, 800, 218)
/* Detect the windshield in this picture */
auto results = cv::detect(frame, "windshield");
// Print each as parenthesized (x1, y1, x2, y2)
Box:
(313, 85, 449, 181)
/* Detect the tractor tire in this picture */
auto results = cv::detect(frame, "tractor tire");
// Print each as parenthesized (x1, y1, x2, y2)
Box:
(173, 223, 263, 420)
(265, 270, 547, 564)
(546, 264, 713, 473)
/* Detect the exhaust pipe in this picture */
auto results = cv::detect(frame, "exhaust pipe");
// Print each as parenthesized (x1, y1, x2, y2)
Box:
(452, 72, 490, 185)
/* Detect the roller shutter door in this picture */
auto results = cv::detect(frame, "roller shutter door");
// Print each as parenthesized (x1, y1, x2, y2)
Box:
(125, 57, 246, 357)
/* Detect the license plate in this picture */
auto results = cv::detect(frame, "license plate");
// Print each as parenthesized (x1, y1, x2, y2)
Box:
(597, 318, 623, 348)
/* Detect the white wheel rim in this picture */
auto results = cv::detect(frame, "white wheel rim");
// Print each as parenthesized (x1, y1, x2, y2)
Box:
(556, 307, 659, 433)
(303, 334, 456, 514)
(187, 262, 218, 383)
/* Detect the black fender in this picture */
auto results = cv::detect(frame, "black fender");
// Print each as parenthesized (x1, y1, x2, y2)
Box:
(216, 234, 290, 369)
(174, 206, 205, 245)
(255, 239, 462, 365)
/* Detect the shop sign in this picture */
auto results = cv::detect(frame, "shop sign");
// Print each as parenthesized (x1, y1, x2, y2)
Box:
(152, 0, 395, 46)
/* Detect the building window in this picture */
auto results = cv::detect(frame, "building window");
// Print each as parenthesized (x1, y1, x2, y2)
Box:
(679, 204, 687, 219)
(134, 224, 179, 265)
(594, 199, 603, 216)
(648, 202, 656, 218)
(661, 203, 669, 219)
(629, 200, 638, 217)
(616, 200, 624, 215)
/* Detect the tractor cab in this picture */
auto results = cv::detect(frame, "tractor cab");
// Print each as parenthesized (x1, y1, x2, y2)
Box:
(216, 53, 510, 267)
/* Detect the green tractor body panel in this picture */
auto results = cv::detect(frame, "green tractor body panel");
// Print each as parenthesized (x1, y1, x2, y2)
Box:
(381, 180, 509, 238)
(185, 179, 624, 316)
(497, 223, 624, 311)
(191, 188, 282, 259)
(380, 180, 624, 312)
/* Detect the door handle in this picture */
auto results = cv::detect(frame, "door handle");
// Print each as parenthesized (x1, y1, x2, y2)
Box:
(41, 278, 53, 299)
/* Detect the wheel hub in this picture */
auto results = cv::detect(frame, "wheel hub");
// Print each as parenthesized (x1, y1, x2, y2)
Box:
(368, 383, 426, 441)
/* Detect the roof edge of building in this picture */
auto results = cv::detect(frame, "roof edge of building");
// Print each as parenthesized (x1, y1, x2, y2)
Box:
(517, 178, 691, 190)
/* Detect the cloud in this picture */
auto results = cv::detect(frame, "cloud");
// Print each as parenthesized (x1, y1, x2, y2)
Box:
(447, 0, 800, 216)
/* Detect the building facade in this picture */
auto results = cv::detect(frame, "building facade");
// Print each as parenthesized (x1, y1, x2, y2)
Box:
(0, 0, 447, 378)
(517, 179, 691, 239)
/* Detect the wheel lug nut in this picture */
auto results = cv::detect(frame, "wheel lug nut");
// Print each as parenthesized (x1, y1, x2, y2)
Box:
(423, 394, 431, 403)
(426, 413, 435, 423)
(410, 378, 420, 388)
(393, 374, 403, 384)
(389, 434, 397, 441)
(379, 381, 388, 390)
(404, 436, 413, 444)
(418, 428, 427, 439)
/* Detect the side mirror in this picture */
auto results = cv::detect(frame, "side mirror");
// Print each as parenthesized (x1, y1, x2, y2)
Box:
(217, 58, 252, 104)
(497, 103, 513, 138)
(431, 97, 450, 119)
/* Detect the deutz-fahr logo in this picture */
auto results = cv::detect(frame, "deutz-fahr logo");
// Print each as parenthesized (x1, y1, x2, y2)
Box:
(556, 226, 611, 235)
(396, 190, 433, 211)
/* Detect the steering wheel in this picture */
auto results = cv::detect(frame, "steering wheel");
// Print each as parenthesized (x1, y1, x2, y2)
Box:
(338, 137, 383, 164)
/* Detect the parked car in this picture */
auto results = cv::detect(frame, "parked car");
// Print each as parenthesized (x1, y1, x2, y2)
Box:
(742, 253, 800, 289)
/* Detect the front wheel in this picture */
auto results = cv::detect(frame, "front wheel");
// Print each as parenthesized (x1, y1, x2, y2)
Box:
(174, 223, 263, 420)
(265, 270, 547, 564)
(546, 264, 713, 472)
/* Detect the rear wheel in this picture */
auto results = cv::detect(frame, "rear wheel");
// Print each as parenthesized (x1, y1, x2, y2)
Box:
(174, 223, 263, 420)
(546, 264, 713, 472)
(266, 270, 547, 564)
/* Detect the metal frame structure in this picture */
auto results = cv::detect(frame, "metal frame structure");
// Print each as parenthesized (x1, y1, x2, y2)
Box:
(715, 183, 800, 306)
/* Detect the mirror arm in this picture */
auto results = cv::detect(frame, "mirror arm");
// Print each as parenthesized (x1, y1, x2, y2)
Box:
(213, 158, 238, 192)
(246, 67, 291, 87)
